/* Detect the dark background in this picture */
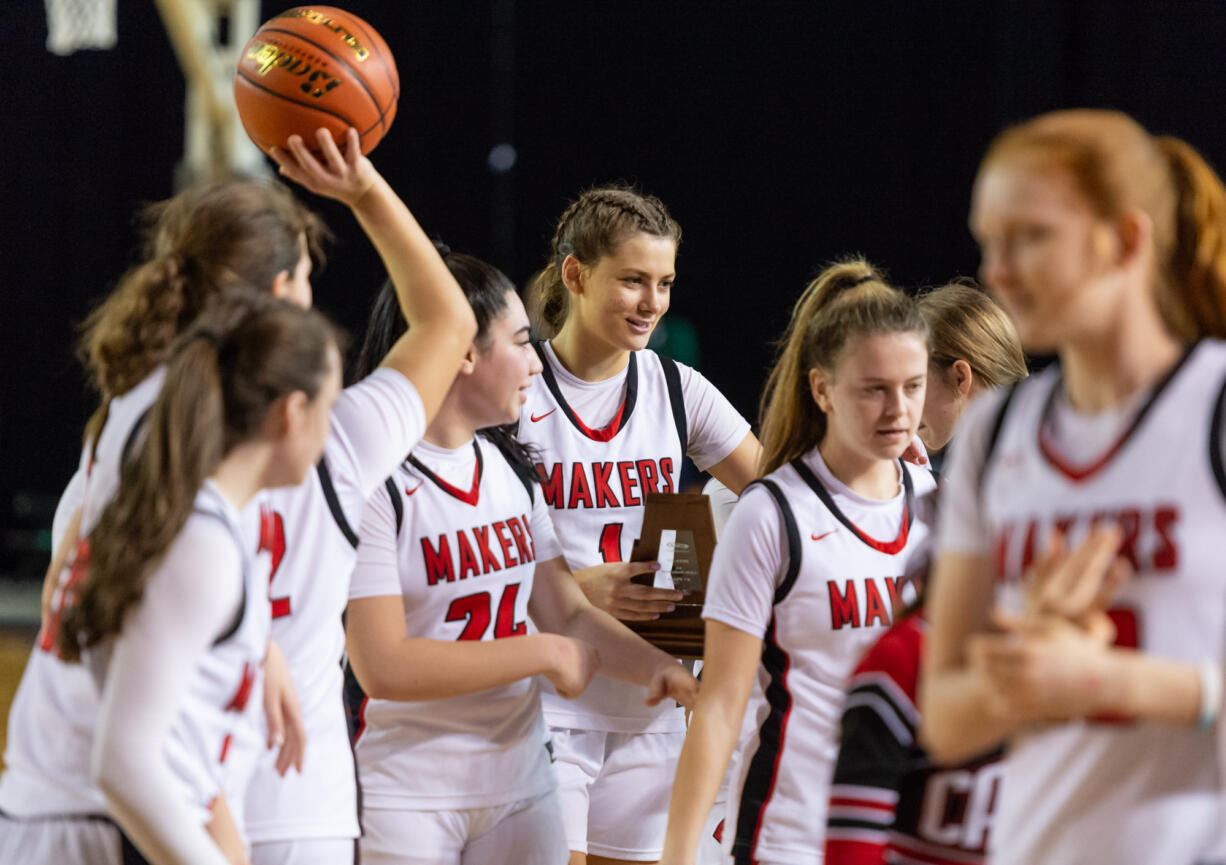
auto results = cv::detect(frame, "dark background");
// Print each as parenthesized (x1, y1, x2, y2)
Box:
(5, 0, 1226, 577)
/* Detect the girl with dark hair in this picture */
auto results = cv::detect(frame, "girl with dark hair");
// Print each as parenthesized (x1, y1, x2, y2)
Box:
(67, 292, 342, 865)
(660, 260, 937, 865)
(924, 109, 1226, 865)
(343, 249, 698, 865)
(523, 185, 759, 865)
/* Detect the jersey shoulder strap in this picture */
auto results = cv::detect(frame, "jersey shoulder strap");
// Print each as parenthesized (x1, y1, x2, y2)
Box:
(384, 476, 404, 536)
(978, 381, 1022, 496)
(747, 478, 802, 605)
(317, 459, 360, 549)
(1209, 372, 1226, 505)
(191, 506, 247, 647)
(657, 353, 689, 456)
(120, 407, 151, 467)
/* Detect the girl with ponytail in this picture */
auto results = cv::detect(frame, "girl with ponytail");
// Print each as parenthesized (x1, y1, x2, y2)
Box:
(660, 260, 937, 865)
(342, 248, 696, 865)
(923, 109, 1226, 865)
(520, 186, 759, 865)
(75, 291, 341, 865)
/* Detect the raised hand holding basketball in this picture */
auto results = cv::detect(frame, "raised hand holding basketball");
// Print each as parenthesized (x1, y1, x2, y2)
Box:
(270, 126, 376, 207)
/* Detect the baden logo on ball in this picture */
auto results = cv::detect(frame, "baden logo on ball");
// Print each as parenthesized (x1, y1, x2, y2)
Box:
(234, 6, 399, 156)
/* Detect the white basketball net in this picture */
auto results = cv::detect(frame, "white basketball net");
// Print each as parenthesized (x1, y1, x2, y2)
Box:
(45, 0, 118, 55)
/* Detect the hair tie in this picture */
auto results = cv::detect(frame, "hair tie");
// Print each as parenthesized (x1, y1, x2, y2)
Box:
(434, 240, 452, 258)
(557, 240, 574, 261)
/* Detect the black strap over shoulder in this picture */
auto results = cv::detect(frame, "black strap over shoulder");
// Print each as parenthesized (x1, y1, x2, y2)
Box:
(317, 459, 360, 549)
(658, 353, 689, 456)
(120, 407, 151, 467)
(748, 478, 802, 605)
(1209, 373, 1226, 505)
(384, 476, 404, 535)
(978, 381, 1021, 497)
(483, 433, 537, 505)
(191, 507, 247, 647)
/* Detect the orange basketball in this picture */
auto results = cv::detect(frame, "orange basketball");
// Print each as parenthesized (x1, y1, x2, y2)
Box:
(234, 7, 399, 156)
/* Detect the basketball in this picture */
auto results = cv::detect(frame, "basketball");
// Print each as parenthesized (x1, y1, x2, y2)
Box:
(234, 7, 399, 156)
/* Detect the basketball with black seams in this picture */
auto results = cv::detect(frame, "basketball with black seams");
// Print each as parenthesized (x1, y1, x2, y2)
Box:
(234, 7, 398, 156)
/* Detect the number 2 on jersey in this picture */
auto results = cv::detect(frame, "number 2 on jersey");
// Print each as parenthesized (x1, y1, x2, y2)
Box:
(446, 584, 527, 641)
(259, 505, 292, 619)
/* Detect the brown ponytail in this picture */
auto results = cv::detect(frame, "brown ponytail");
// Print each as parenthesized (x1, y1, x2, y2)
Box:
(918, 281, 1027, 389)
(758, 258, 927, 475)
(79, 180, 329, 448)
(59, 291, 339, 661)
(527, 185, 681, 337)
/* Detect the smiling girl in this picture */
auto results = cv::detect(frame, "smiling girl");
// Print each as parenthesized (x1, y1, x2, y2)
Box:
(658, 260, 936, 865)
(521, 186, 760, 865)
(342, 250, 697, 865)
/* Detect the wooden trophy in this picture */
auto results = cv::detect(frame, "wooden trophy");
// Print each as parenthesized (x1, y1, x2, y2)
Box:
(626, 492, 717, 658)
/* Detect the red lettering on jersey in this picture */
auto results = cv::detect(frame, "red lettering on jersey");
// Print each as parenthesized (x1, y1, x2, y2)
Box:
(864, 581, 890, 627)
(1020, 521, 1037, 573)
(993, 524, 1012, 583)
(456, 532, 481, 580)
(884, 576, 904, 607)
(38, 537, 91, 655)
(617, 461, 641, 507)
(593, 462, 620, 508)
(1115, 508, 1141, 570)
(637, 459, 660, 495)
(520, 514, 536, 560)
(1153, 506, 1178, 570)
(537, 462, 564, 507)
(660, 458, 676, 493)
(494, 583, 528, 638)
(472, 526, 503, 574)
(506, 517, 532, 564)
(224, 661, 255, 712)
(422, 535, 455, 585)
(828, 580, 861, 630)
(492, 520, 519, 568)
(446, 591, 491, 640)
(568, 462, 594, 509)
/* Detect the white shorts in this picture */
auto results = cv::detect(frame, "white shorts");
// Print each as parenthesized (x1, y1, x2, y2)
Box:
(0, 811, 127, 865)
(251, 838, 358, 865)
(359, 789, 566, 865)
(551, 728, 685, 861)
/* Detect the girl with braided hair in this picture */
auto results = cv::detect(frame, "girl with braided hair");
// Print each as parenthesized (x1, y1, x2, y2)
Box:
(521, 186, 760, 865)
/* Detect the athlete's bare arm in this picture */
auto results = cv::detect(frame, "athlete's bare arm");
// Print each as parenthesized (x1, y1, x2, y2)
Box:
(658, 620, 760, 865)
(704, 431, 762, 495)
(272, 127, 476, 422)
(529, 555, 698, 708)
(345, 593, 599, 701)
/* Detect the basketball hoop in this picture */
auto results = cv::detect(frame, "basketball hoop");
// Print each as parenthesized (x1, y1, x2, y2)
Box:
(45, 0, 118, 55)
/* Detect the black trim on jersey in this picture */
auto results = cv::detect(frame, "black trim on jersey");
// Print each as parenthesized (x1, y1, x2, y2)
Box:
(733, 618, 792, 864)
(317, 460, 360, 549)
(844, 679, 918, 746)
(342, 660, 368, 744)
(747, 479, 803, 604)
(191, 507, 247, 647)
(658, 353, 689, 455)
(1210, 373, 1226, 505)
(120, 827, 154, 864)
(384, 476, 404, 535)
(407, 439, 484, 503)
(532, 341, 639, 440)
(120, 407, 151, 467)
(790, 458, 915, 553)
(1036, 338, 1200, 481)
(978, 381, 1021, 496)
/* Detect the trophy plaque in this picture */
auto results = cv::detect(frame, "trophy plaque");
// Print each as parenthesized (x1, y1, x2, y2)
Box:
(626, 492, 717, 658)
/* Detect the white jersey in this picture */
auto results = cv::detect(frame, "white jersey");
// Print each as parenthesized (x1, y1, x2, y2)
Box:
(938, 340, 1226, 865)
(88, 482, 270, 825)
(517, 341, 750, 733)
(347, 437, 562, 809)
(0, 368, 164, 818)
(243, 368, 425, 844)
(703, 447, 935, 864)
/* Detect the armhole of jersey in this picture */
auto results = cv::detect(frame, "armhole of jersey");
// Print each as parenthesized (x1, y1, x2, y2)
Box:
(192, 508, 247, 647)
(658, 354, 689, 456)
(120, 407, 151, 467)
(317, 460, 360, 549)
(977, 381, 1021, 497)
(384, 476, 404, 537)
(750, 479, 802, 605)
(1209, 373, 1226, 504)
